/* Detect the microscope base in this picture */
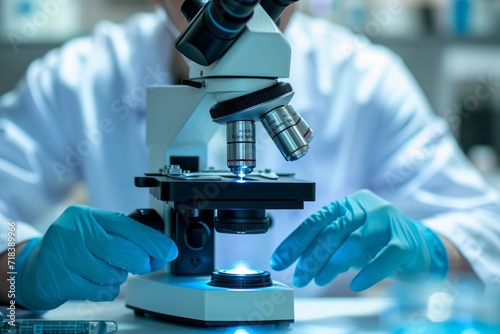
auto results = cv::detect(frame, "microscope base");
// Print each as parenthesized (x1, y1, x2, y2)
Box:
(124, 271, 294, 327)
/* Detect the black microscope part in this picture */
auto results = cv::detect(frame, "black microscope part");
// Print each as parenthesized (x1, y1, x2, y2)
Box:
(209, 269, 273, 288)
(128, 209, 164, 232)
(260, 0, 299, 23)
(209, 82, 293, 120)
(175, 0, 259, 66)
(215, 209, 270, 234)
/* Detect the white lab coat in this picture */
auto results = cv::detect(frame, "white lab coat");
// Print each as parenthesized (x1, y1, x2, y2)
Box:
(1, 10, 500, 297)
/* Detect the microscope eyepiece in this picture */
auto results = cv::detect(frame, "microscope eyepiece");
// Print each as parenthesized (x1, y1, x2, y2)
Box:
(206, 0, 258, 39)
(176, 0, 259, 65)
(181, 0, 208, 22)
(260, 0, 299, 22)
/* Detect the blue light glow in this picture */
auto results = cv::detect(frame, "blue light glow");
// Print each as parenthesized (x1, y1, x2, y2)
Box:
(234, 329, 250, 334)
(223, 261, 259, 275)
(224, 267, 259, 275)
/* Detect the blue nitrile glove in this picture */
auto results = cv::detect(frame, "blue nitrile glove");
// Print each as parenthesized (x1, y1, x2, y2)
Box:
(16, 205, 178, 310)
(271, 189, 448, 291)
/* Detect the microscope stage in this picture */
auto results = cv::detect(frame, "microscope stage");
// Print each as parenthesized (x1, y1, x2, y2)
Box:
(135, 173, 315, 210)
(125, 271, 294, 327)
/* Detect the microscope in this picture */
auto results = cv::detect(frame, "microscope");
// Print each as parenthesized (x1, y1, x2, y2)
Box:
(125, 0, 315, 326)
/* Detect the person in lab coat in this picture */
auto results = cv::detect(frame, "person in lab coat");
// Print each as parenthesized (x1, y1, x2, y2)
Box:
(1, 0, 499, 310)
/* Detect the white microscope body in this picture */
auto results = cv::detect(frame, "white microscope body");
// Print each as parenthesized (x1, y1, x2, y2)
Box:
(125, 1, 314, 326)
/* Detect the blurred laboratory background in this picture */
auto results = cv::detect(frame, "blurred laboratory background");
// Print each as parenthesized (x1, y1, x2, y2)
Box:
(1, 0, 500, 186)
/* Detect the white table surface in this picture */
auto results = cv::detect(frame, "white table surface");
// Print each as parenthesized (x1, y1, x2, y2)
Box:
(41, 297, 394, 333)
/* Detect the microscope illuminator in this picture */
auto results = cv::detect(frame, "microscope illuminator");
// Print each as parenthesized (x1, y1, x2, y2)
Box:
(209, 268, 273, 288)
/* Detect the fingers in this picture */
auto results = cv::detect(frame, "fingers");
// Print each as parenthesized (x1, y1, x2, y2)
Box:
(274, 195, 371, 287)
(150, 258, 167, 272)
(86, 206, 178, 262)
(314, 233, 364, 286)
(86, 234, 158, 275)
(63, 244, 129, 284)
(350, 243, 403, 291)
(271, 201, 349, 271)
(275, 190, 394, 288)
(292, 218, 353, 287)
(65, 271, 121, 302)
(62, 205, 176, 274)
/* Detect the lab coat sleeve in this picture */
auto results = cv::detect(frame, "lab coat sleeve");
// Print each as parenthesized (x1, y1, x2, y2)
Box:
(0, 37, 92, 253)
(368, 53, 500, 288)
(0, 11, 172, 253)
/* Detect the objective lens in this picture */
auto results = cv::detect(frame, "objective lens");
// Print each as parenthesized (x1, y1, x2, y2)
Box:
(227, 121, 256, 177)
(209, 269, 272, 288)
(286, 105, 313, 143)
(260, 105, 310, 161)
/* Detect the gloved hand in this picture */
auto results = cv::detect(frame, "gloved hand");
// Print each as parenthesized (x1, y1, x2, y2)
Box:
(271, 189, 448, 291)
(16, 205, 178, 310)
